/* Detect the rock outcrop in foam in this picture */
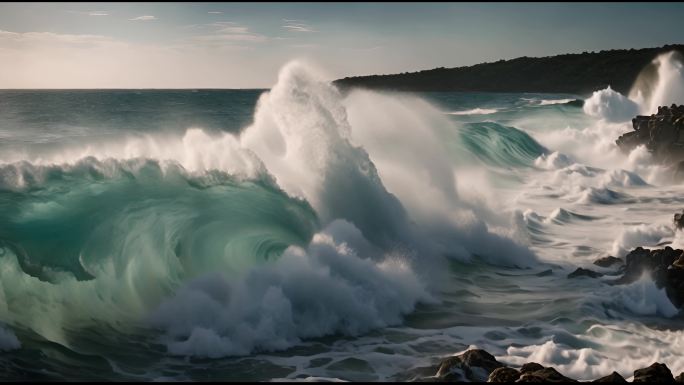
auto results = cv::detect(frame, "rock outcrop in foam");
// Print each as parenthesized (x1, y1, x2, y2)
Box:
(616, 104, 684, 165)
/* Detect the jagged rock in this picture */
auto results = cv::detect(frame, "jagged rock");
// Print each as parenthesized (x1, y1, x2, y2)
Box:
(436, 349, 504, 381)
(593, 256, 624, 268)
(610, 246, 684, 308)
(675, 210, 684, 229)
(520, 362, 545, 374)
(616, 104, 684, 165)
(517, 367, 577, 382)
(612, 246, 683, 285)
(593, 371, 627, 382)
(568, 267, 604, 279)
(488, 367, 520, 382)
(633, 362, 675, 383)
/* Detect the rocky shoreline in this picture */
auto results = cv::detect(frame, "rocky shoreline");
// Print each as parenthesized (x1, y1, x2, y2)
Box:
(616, 104, 684, 179)
(403, 107, 684, 382)
(418, 348, 684, 382)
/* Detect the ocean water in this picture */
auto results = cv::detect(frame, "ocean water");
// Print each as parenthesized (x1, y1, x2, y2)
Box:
(1, 55, 684, 381)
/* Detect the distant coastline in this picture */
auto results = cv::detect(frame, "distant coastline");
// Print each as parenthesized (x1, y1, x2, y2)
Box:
(334, 44, 684, 95)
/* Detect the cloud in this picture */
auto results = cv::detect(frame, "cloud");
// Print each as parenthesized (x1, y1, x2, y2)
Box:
(189, 22, 268, 45)
(129, 15, 157, 21)
(0, 29, 120, 47)
(282, 21, 316, 33)
(88, 11, 108, 16)
(208, 11, 223, 14)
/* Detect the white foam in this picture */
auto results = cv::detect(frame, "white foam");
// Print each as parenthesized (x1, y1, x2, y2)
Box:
(540, 98, 576, 106)
(583, 86, 640, 123)
(615, 273, 679, 318)
(446, 108, 498, 115)
(610, 223, 672, 258)
(150, 220, 433, 358)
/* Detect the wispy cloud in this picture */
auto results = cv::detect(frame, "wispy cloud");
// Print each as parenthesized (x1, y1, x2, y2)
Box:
(88, 11, 108, 16)
(188, 22, 267, 46)
(282, 20, 316, 33)
(208, 11, 223, 14)
(0, 29, 126, 54)
(129, 15, 157, 21)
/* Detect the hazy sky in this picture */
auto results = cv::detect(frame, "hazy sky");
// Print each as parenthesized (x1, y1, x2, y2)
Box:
(1, 2, 683, 88)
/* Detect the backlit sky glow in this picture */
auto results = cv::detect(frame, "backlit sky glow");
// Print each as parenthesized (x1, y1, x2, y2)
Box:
(1, 2, 683, 88)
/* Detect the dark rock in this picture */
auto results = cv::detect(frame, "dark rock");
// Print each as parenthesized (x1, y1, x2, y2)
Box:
(675, 372, 684, 382)
(436, 349, 504, 381)
(593, 256, 624, 268)
(568, 267, 604, 279)
(675, 210, 684, 229)
(612, 246, 683, 285)
(665, 264, 684, 308)
(593, 371, 627, 382)
(520, 362, 545, 374)
(616, 104, 684, 166)
(517, 367, 577, 382)
(610, 246, 684, 308)
(487, 367, 520, 382)
(633, 362, 675, 383)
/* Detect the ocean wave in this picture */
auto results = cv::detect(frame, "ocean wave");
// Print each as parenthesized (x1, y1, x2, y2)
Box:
(610, 223, 673, 258)
(0, 61, 539, 359)
(149, 220, 433, 358)
(459, 122, 547, 169)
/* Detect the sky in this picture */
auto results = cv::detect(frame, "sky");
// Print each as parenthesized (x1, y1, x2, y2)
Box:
(0, 2, 683, 88)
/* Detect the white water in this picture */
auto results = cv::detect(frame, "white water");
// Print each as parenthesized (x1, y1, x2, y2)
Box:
(1, 52, 684, 381)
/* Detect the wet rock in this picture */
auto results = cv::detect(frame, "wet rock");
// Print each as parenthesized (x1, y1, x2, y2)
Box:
(436, 349, 504, 381)
(487, 367, 520, 382)
(593, 371, 627, 382)
(613, 246, 682, 285)
(609, 246, 684, 308)
(675, 372, 684, 382)
(633, 362, 675, 383)
(616, 104, 684, 165)
(520, 362, 545, 374)
(568, 267, 604, 279)
(593, 256, 623, 268)
(517, 367, 577, 382)
(665, 264, 684, 308)
(675, 210, 684, 229)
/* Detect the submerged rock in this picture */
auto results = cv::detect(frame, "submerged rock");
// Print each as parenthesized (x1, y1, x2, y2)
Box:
(436, 349, 504, 381)
(593, 256, 623, 268)
(593, 371, 627, 382)
(568, 267, 604, 279)
(633, 362, 675, 383)
(487, 367, 520, 382)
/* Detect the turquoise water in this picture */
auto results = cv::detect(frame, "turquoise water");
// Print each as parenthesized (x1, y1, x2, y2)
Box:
(0, 68, 683, 381)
